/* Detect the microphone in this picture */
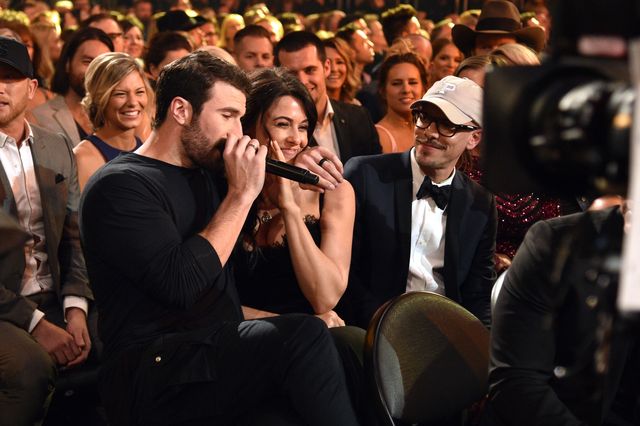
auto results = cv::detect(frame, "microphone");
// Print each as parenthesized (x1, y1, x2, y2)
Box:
(266, 158, 320, 185)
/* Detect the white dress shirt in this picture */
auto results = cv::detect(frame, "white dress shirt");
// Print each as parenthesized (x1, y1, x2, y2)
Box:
(406, 147, 455, 294)
(313, 95, 341, 157)
(0, 121, 87, 331)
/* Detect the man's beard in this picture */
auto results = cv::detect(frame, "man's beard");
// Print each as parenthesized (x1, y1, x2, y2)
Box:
(180, 117, 226, 175)
(70, 73, 85, 98)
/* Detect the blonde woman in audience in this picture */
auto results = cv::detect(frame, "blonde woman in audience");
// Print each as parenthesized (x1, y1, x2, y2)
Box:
(218, 13, 244, 52)
(375, 52, 427, 153)
(30, 22, 62, 81)
(255, 14, 283, 43)
(428, 38, 463, 87)
(324, 37, 360, 105)
(74, 52, 153, 191)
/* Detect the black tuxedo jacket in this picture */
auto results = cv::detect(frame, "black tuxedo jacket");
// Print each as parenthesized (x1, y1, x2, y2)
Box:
(338, 150, 497, 328)
(486, 207, 639, 426)
(311, 99, 381, 163)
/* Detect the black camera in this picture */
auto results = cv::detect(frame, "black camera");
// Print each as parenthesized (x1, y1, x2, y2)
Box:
(483, 0, 640, 197)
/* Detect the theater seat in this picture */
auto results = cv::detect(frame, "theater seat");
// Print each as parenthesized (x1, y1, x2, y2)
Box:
(364, 291, 489, 426)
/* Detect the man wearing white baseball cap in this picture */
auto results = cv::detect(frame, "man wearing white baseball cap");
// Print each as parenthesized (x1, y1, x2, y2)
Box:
(338, 75, 497, 328)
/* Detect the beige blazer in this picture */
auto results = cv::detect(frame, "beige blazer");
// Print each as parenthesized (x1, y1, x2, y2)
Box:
(30, 95, 82, 147)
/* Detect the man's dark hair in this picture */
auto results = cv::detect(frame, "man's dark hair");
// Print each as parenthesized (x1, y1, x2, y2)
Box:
(80, 12, 121, 29)
(144, 31, 192, 74)
(335, 26, 357, 45)
(274, 30, 326, 65)
(337, 12, 365, 29)
(380, 4, 417, 46)
(242, 67, 317, 141)
(154, 50, 251, 128)
(51, 27, 114, 95)
(233, 24, 272, 47)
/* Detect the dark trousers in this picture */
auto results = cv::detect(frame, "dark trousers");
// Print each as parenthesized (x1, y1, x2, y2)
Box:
(0, 294, 66, 426)
(101, 314, 360, 426)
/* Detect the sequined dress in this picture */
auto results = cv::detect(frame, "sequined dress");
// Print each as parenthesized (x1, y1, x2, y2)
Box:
(463, 156, 564, 259)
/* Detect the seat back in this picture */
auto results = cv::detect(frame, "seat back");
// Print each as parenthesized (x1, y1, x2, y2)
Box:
(364, 291, 489, 425)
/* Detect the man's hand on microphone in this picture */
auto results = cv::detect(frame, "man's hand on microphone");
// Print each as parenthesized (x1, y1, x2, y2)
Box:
(293, 146, 343, 192)
(223, 134, 267, 203)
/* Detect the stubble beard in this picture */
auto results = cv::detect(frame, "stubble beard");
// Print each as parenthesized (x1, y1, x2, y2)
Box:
(69, 68, 86, 98)
(180, 117, 226, 175)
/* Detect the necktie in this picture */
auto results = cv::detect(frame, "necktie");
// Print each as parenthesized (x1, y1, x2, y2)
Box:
(416, 177, 451, 210)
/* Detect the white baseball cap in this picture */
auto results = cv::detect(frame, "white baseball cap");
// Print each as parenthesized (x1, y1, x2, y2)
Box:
(411, 75, 483, 126)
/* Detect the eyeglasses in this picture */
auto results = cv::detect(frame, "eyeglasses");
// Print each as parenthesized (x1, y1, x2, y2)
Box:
(412, 110, 480, 137)
(106, 32, 124, 41)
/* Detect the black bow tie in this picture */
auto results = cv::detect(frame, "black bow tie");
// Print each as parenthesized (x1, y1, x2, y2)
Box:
(416, 177, 451, 210)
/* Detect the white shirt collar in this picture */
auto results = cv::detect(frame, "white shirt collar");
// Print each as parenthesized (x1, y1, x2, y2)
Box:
(318, 95, 334, 126)
(0, 120, 34, 148)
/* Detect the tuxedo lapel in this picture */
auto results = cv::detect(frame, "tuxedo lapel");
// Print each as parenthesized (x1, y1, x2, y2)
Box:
(443, 171, 469, 302)
(395, 151, 413, 286)
(330, 100, 349, 159)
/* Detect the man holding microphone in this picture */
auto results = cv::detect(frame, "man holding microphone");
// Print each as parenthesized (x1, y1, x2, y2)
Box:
(80, 51, 358, 425)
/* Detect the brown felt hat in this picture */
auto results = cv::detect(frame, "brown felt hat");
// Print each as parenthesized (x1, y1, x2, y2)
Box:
(452, 0, 545, 54)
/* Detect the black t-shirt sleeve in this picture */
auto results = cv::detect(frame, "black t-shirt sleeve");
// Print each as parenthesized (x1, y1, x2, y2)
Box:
(81, 171, 223, 310)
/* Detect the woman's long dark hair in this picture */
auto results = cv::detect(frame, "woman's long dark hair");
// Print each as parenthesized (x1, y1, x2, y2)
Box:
(239, 67, 318, 257)
(242, 67, 317, 141)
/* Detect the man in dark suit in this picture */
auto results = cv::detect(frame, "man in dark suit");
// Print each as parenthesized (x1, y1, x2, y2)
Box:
(0, 37, 93, 426)
(485, 205, 639, 426)
(339, 75, 497, 328)
(275, 30, 381, 165)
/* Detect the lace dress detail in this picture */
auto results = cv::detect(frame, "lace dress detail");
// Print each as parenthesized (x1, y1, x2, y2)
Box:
(234, 217, 321, 315)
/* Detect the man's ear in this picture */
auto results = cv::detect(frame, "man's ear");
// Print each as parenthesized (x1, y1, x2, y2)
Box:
(323, 58, 331, 78)
(26, 78, 38, 101)
(466, 128, 482, 150)
(170, 97, 193, 126)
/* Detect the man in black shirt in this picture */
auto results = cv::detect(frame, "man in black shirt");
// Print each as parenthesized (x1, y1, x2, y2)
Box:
(79, 51, 359, 426)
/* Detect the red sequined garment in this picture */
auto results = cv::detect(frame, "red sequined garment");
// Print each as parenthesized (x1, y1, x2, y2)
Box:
(462, 156, 562, 259)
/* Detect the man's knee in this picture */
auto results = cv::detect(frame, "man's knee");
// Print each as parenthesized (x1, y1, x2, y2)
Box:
(0, 325, 56, 426)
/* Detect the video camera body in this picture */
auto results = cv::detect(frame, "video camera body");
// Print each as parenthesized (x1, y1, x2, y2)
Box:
(483, 0, 640, 197)
(482, 2, 640, 419)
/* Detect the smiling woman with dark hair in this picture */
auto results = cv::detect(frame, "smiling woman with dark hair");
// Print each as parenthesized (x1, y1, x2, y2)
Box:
(236, 67, 355, 328)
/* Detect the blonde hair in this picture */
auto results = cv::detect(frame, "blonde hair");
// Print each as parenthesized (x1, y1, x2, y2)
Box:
(218, 14, 245, 50)
(82, 52, 153, 130)
(324, 37, 360, 103)
(491, 43, 540, 66)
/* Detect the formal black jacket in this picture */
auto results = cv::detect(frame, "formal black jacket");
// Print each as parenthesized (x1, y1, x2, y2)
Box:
(337, 150, 497, 328)
(486, 207, 639, 426)
(311, 99, 381, 163)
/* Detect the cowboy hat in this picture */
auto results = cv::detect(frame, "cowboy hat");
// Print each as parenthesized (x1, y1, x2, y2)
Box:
(452, 0, 545, 54)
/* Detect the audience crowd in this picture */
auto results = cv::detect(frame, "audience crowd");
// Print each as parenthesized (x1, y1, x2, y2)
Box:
(0, 0, 637, 425)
